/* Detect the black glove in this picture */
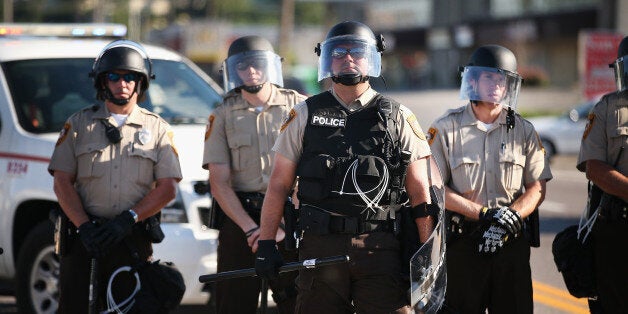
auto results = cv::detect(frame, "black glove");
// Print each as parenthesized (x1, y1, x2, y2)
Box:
(78, 221, 103, 258)
(478, 206, 522, 236)
(477, 223, 510, 255)
(255, 240, 284, 281)
(94, 210, 135, 253)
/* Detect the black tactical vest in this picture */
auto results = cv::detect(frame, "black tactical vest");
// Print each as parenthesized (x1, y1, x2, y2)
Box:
(296, 91, 407, 219)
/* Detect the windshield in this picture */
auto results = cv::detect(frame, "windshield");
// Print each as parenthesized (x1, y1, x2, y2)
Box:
(4, 58, 222, 134)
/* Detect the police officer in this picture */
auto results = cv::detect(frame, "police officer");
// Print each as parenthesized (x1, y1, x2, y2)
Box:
(254, 21, 436, 313)
(427, 45, 552, 313)
(577, 36, 628, 313)
(48, 39, 182, 313)
(202, 35, 306, 313)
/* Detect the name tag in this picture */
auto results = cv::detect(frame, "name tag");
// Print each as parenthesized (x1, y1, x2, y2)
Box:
(311, 115, 346, 127)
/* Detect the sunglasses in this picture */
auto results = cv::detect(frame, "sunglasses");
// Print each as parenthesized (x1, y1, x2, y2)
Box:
(331, 47, 367, 59)
(106, 72, 138, 83)
(236, 58, 267, 71)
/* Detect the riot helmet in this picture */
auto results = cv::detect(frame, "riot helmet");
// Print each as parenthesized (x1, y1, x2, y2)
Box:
(315, 21, 385, 86)
(222, 36, 283, 94)
(91, 39, 153, 105)
(459, 45, 522, 110)
(610, 36, 628, 92)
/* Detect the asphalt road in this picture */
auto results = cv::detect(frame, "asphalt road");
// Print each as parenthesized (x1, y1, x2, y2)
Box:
(0, 88, 592, 313)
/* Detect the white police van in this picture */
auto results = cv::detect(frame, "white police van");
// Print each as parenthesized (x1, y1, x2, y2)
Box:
(0, 23, 220, 313)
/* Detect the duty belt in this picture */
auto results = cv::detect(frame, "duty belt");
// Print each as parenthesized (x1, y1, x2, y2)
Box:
(300, 205, 395, 235)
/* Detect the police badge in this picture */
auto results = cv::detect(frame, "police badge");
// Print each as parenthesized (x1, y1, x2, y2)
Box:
(138, 128, 151, 145)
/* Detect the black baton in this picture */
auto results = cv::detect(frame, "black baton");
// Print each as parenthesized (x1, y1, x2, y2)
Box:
(199, 255, 350, 283)
(88, 258, 98, 314)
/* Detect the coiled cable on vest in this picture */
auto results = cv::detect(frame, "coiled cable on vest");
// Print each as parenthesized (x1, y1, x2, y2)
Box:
(333, 157, 390, 213)
(102, 265, 141, 314)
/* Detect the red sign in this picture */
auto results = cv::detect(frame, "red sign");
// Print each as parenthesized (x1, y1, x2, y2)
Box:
(580, 31, 624, 100)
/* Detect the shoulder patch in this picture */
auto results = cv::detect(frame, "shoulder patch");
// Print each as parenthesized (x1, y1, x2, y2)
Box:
(407, 114, 426, 140)
(56, 123, 71, 146)
(582, 113, 595, 140)
(167, 130, 179, 157)
(205, 114, 215, 141)
(280, 109, 297, 132)
(427, 127, 438, 146)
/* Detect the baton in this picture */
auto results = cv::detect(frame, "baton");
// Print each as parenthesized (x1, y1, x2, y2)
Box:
(88, 257, 98, 314)
(199, 255, 350, 283)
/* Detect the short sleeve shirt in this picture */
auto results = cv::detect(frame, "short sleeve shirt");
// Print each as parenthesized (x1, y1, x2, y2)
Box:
(202, 85, 307, 193)
(577, 92, 628, 176)
(273, 87, 431, 163)
(428, 104, 552, 208)
(48, 105, 182, 219)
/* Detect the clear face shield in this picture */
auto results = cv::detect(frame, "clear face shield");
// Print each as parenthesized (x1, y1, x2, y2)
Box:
(222, 50, 283, 92)
(317, 36, 382, 82)
(459, 66, 522, 110)
(611, 56, 628, 92)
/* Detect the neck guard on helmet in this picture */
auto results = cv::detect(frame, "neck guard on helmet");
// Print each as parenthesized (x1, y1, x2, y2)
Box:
(332, 73, 369, 86)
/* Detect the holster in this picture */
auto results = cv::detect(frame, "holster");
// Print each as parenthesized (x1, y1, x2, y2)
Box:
(445, 210, 466, 244)
(283, 200, 299, 251)
(207, 197, 226, 230)
(599, 192, 628, 222)
(524, 209, 540, 247)
(51, 207, 75, 257)
(141, 213, 165, 243)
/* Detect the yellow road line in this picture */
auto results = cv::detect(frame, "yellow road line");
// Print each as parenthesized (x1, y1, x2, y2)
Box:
(533, 281, 589, 313)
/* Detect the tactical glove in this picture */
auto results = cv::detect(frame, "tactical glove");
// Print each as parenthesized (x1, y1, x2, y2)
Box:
(94, 210, 135, 253)
(255, 240, 283, 281)
(478, 206, 522, 236)
(477, 223, 510, 255)
(78, 221, 103, 258)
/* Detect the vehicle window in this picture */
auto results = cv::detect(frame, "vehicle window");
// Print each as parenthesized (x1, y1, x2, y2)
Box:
(4, 58, 222, 134)
(147, 60, 222, 124)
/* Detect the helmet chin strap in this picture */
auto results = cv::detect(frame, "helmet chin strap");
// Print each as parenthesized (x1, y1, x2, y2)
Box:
(103, 84, 140, 106)
(332, 73, 369, 86)
(241, 83, 264, 94)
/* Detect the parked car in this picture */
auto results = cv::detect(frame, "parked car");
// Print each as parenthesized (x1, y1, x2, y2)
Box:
(0, 23, 221, 313)
(528, 97, 601, 159)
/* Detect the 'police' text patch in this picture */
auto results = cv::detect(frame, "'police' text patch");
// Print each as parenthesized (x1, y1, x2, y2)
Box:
(311, 115, 346, 127)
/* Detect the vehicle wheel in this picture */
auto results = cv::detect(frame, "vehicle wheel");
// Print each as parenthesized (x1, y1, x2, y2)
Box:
(15, 221, 58, 314)
(541, 139, 556, 160)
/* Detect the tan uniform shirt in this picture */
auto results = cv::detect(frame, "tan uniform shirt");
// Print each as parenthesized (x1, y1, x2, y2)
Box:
(577, 92, 628, 178)
(48, 105, 182, 219)
(203, 85, 307, 193)
(274, 87, 431, 163)
(428, 104, 552, 208)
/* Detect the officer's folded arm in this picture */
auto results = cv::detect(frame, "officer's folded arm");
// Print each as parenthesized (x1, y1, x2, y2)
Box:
(508, 179, 546, 220)
(52, 170, 91, 227)
(132, 177, 179, 220)
(586, 159, 628, 200)
(208, 162, 259, 234)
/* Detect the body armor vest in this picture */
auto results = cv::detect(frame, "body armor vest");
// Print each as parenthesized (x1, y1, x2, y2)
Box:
(296, 91, 408, 219)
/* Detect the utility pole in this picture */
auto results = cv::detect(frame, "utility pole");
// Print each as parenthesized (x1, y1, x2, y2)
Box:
(279, 0, 295, 59)
(3, 0, 13, 22)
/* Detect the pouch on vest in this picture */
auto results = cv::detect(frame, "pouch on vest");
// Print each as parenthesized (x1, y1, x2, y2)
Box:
(298, 154, 335, 201)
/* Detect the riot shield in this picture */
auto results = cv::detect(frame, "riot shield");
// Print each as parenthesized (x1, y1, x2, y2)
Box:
(409, 156, 446, 313)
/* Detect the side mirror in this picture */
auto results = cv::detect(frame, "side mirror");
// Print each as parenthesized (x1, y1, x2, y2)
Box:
(569, 109, 579, 122)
